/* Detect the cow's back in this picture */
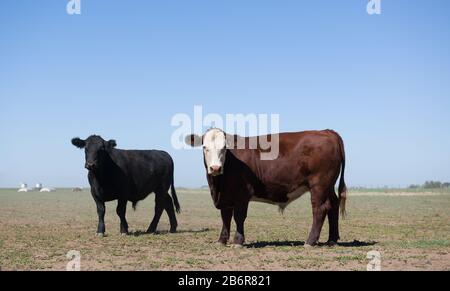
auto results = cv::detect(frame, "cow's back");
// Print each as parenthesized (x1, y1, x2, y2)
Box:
(229, 130, 343, 198)
(109, 149, 174, 198)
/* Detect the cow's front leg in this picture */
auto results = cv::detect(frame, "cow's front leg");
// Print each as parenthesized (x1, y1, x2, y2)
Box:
(95, 200, 106, 236)
(232, 204, 248, 248)
(116, 200, 129, 235)
(217, 208, 233, 245)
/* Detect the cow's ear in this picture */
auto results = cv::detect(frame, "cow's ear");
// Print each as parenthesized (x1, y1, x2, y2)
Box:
(106, 139, 117, 149)
(71, 138, 86, 149)
(185, 134, 202, 147)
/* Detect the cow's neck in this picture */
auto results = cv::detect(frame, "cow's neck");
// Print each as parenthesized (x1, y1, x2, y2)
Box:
(207, 149, 266, 206)
(90, 151, 119, 183)
(206, 150, 234, 208)
(207, 170, 223, 207)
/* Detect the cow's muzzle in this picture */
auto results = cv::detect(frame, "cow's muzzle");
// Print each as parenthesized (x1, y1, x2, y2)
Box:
(209, 166, 223, 176)
(85, 162, 96, 170)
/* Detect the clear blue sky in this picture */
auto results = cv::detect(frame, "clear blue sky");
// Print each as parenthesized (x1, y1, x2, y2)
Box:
(1, 0, 449, 188)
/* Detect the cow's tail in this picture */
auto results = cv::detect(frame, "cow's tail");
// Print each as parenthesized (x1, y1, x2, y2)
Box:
(132, 201, 138, 211)
(170, 171, 181, 214)
(336, 132, 347, 219)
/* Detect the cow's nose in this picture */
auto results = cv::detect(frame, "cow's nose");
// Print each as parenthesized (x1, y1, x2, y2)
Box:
(210, 166, 222, 174)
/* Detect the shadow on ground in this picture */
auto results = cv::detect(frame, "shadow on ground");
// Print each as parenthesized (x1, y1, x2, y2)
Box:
(130, 228, 210, 236)
(246, 240, 377, 248)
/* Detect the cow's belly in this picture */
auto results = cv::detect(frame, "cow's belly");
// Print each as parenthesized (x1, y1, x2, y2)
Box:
(250, 186, 309, 211)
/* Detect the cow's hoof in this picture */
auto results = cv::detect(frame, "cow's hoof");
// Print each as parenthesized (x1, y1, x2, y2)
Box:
(216, 241, 227, 246)
(120, 232, 129, 236)
(146, 228, 156, 234)
(96, 233, 105, 238)
(169, 229, 177, 234)
(326, 241, 337, 247)
(305, 239, 318, 248)
(303, 243, 314, 249)
(231, 244, 244, 249)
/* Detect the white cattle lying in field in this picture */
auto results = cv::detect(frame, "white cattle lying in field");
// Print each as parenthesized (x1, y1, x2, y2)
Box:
(18, 187, 33, 192)
(40, 187, 56, 192)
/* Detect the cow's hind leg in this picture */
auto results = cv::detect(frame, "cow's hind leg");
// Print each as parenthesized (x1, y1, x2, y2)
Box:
(116, 199, 129, 235)
(327, 191, 340, 245)
(232, 204, 249, 248)
(147, 192, 165, 233)
(306, 185, 331, 247)
(163, 193, 178, 233)
(217, 208, 233, 245)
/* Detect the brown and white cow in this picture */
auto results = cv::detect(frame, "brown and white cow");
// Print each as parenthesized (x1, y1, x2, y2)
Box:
(186, 128, 347, 247)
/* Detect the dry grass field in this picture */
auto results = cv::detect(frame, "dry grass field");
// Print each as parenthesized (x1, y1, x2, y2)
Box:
(0, 188, 449, 271)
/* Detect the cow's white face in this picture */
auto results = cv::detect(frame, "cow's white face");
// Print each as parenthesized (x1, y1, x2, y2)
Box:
(203, 129, 227, 176)
(185, 129, 227, 176)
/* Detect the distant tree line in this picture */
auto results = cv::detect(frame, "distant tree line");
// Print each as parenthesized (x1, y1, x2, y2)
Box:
(409, 181, 450, 189)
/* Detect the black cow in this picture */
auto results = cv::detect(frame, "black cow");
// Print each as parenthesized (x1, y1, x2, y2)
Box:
(71, 135, 180, 236)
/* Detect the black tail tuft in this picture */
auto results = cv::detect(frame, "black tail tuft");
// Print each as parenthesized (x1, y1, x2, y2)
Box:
(171, 170, 181, 214)
(132, 201, 138, 211)
(171, 184, 181, 214)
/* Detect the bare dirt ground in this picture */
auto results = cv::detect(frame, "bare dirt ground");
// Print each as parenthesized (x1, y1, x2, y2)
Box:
(0, 188, 449, 271)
